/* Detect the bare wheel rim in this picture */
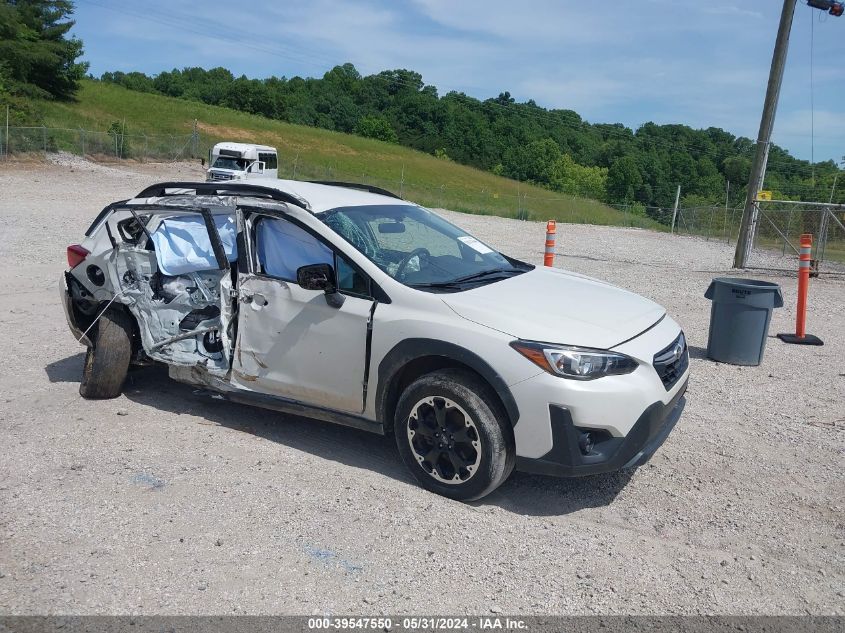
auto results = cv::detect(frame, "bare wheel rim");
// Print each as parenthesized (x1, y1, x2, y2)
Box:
(406, 396, 482, 485)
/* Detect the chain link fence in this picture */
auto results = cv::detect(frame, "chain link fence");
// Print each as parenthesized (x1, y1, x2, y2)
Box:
(668, 203, 845, 267)
(0, 125, 198, 161)
(2, 124, 842, 268)
(0, 125, 653, 228)
(607, 204, 678, 227)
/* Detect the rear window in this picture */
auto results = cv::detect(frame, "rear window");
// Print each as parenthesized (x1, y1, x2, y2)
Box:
(151, 214, 237, 276)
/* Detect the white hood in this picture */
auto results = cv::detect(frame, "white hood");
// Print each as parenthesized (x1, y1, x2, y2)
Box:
(441, 267, 665, 350)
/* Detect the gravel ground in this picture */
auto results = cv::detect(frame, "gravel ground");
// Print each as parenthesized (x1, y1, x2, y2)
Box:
(0, 156, 843, 615)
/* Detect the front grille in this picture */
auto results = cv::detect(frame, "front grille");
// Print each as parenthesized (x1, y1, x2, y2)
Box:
(210, 172, 233, 181)
(653, 332, 689, 391)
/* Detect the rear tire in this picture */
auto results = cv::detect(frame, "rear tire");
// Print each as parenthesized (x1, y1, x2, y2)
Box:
(79, 308, 132, 400)
(394, 369, 515, 501)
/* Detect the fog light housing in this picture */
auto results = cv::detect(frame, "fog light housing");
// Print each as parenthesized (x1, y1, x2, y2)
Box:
(578, 432, 594, 455)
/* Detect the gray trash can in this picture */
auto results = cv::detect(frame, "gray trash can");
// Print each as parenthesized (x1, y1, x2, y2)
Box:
(704, 278, 783, 366)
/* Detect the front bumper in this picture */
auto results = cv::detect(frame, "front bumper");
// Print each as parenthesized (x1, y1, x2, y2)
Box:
(515, 378, 687, 477)
(207, 171, 237, 181)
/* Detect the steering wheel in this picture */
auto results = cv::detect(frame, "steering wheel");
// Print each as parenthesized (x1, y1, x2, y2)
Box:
(395, 248, 431, 281)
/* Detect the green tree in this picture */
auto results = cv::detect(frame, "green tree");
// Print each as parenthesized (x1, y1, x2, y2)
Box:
(524, 138, 562, 184)
(0, 0, 88, 100)
(0, 60, 43, 123)
(607, 156, 642, 203)
(549, 154, 608, 200)
(100, 71, 155, 93)
(354, 115, 398, 143)
(692, 157, 724, 200)
(501, 138, 561, 184)
(222, 75, 276, 118)
(722, 156, 751, 185)
(94, 60, 834, 212)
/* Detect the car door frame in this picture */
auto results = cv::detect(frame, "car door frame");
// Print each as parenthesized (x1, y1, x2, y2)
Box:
(230, 202, 386, 418)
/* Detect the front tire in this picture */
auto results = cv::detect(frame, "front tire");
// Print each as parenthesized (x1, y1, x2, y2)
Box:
(394, 369, 514, 501)
(79, 308, 132, 400)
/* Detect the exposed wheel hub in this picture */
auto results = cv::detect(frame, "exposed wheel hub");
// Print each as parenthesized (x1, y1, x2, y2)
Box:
(407, 396, 481, 484)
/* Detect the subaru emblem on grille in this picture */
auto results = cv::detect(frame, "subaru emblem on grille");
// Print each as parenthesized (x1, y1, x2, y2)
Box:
(673, 342, 683, 362)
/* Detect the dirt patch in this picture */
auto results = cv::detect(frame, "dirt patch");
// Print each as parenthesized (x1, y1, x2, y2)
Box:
(196, 122, 261, 143)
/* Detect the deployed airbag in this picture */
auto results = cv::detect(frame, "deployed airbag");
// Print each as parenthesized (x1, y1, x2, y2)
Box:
(151, 214, 237, 276)
(256, 217, 333, 280)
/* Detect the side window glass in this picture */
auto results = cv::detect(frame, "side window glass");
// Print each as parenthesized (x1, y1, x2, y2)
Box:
(255, 217, 333, 281)
(336, 255, 369, 296)
(259, 153, 278, 169)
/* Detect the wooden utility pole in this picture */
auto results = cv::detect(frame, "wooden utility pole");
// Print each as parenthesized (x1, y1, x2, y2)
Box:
(733, 0, 796, 268)
(670, 184, 681, 234)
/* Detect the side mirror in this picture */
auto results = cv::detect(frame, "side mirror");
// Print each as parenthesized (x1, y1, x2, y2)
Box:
(296, 263, 345, 308)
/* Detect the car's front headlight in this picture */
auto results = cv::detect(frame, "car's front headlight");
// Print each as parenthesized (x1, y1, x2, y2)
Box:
(510, 341, 639, 380)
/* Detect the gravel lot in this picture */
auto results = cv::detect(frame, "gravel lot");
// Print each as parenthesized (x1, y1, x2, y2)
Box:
(0, 156, 843, 615)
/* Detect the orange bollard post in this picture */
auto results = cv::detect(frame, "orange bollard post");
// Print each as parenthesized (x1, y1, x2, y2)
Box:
(777, 233, 824, 346)
(544, 220, 556, 267)
(796, 234, 811, 338)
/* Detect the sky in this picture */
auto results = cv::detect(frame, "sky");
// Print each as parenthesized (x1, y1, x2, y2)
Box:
(69, 0, 845, 163)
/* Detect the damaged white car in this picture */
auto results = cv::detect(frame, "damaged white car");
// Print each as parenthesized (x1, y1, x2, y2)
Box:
(62, 180, 688, 500)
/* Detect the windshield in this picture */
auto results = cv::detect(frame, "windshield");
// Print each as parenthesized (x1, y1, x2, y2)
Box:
(321, 204, 529, 291)
(211, 156, 249, 171)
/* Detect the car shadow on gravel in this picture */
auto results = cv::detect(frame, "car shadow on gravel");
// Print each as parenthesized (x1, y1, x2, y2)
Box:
(119, 364, 409, 479)
(45, 352, 86, 382)
(46, 354, 637, 515)
(477, 470, 634, 516)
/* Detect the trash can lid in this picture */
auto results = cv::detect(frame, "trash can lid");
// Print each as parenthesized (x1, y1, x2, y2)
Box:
(704, 277, 784, 307)
(708, 277, 781, 290)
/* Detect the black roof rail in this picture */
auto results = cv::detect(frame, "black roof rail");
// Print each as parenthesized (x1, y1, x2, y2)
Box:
(308, 181, 402, 200)
(85, 200, 129, 237)
(134, 181, 310, 210)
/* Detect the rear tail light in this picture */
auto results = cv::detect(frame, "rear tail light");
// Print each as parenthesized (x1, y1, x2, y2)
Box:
(67, 244, 90, 268)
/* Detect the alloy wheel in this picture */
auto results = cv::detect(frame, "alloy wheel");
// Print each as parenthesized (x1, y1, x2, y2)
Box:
(406, 396, 482, 484)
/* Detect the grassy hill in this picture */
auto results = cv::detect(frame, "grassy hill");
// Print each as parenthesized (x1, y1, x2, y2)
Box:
(41, 81, 660, 228)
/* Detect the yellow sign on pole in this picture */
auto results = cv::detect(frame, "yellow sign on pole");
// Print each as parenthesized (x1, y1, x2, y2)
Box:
(757, 190, 772, 201)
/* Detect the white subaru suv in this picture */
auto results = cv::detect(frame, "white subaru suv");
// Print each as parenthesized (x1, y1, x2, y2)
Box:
(61, 180, 689, 500)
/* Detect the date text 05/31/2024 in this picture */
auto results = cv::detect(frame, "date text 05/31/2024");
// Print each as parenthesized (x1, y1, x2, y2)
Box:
(307, 617, 528, 630)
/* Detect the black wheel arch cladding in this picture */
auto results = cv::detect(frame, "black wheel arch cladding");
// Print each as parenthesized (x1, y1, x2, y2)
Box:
(376, 338, 520, 427)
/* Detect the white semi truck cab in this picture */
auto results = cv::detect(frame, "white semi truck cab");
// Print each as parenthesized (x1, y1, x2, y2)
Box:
(207, 142, 278, 182)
